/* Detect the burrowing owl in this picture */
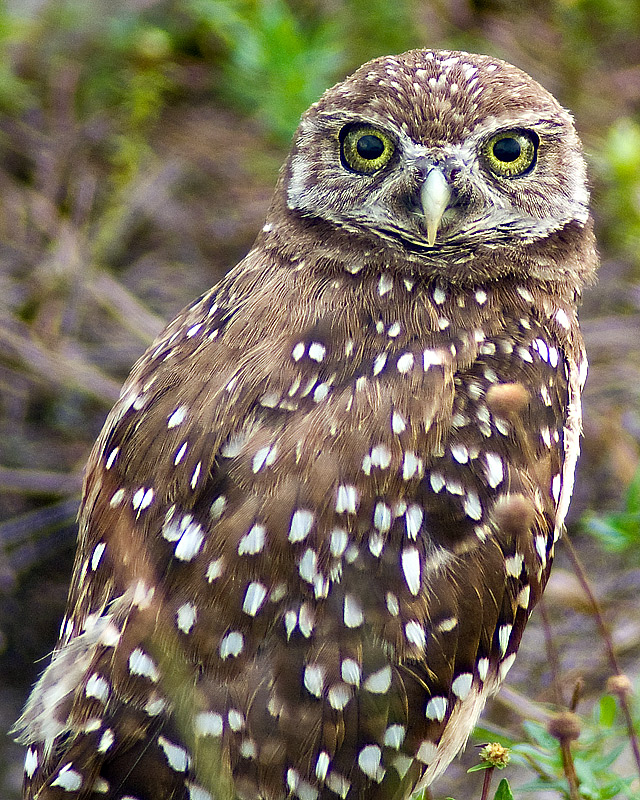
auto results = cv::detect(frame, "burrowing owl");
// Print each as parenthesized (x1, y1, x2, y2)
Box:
(16, 49, 596, 800)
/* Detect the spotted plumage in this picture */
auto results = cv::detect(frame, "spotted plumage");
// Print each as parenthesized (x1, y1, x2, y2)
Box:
(15, 48, 596, 800)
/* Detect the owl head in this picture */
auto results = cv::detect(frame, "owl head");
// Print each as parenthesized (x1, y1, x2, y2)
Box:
(275, 49, 595, 285)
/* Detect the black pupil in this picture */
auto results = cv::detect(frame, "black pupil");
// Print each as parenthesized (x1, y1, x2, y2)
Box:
(493, 137, 522, 162)
(357, 134, 385, 160)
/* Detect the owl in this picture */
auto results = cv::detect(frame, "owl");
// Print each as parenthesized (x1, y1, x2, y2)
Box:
(16, 49, 596, 800)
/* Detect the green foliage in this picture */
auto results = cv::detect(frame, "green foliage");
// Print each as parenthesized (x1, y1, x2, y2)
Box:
(0, 7, 33, 112)
(333, 0, 422, 69)
(471, 693, 637, 799)
(441, 777, 515, 799)
(183, 0, 423, 142)
(591, 118, 640, 274)
(1, 0, 427, 144)
(4, 2, 175, 122)
(583, 466, 640, 557)
(185, 0, 343, 141)
(493, 779, 516, 800)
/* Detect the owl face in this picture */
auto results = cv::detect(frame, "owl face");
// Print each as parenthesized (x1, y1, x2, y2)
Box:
(286, 50, 590, 268)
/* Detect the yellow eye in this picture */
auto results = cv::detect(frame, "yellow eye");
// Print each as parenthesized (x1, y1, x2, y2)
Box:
(482, 130, 538, 177)
(340, 125, 395, 174)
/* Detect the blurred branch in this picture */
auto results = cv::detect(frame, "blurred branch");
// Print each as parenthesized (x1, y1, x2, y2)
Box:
(0, 498, 78, 588)
(0, 317, 121, 404)
(492, 686, 553, 725)
(84, 271, 164, 344)
(563, 530, 640, 781)
(0, 467, 82, 495)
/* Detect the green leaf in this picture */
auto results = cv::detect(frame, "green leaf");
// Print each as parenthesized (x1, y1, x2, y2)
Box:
(591, 742, 625, 771)
(493, 779, 515, 800)
(472, 725, 518, 748)
(522, 720, 558, 751)
(468, 762, 493, 773)
(599, 694, 617, 728)
(625, 465, 640, 514)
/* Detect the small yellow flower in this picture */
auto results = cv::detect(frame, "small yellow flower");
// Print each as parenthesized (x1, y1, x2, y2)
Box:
(480, 742, 511, 769)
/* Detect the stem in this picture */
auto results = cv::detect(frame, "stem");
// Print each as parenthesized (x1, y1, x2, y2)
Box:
(480, 766, 494, 800)
(539, 599, 564, 707)
(570, 678, 584, 712)
(563, 531, 640, 780)
(560, 740, 581, 800)
(540, 599, 581, 799)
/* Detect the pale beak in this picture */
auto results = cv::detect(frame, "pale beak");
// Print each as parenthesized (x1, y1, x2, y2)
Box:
(420, 168, 452, 247)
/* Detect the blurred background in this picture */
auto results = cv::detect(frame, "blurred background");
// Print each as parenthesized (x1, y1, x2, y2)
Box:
(0, 1, 639, 798)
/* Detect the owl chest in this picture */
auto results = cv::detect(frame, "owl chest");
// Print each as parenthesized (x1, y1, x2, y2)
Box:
(136, 296, 566, 667)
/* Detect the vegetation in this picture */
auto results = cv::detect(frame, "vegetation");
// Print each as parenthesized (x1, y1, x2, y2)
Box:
(0, 1, 638, 798)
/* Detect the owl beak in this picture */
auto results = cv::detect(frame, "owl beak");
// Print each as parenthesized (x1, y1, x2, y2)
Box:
(420, 168, 452, 247)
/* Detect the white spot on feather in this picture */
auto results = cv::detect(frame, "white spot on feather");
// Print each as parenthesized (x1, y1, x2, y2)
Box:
(416, 740, 438, 764)
(316, 752, 331, 781)
(358, 745, 385, 781)
(167, 406, 188, 428)
(90, 542, 106, 571)
(243, 582, 267, 616)
(477, 657, 490, 681)
(341, 659, 361, 685)
(451, 673, 473, 700)
(195, 712, 223, 737)
(308, 342, 326, 362)
(176, 603, 197, 633)
(505, 553, 524, 578)
(336, 484, 359, 513)
(158, 736, 189, 772)
(500, 653, 517, 680)
(304, 664, 325, 697)
(370, 444, 391, 469)
(24, 748, 38, 779)
(484, 453, 504, 487)
(392, 411, 406, 434)
(373, 352, 387, 375)
(219, 631, 243, 659)
(344, 594, 364, 628)
(105, 447, 119, 469)
(402, 548, 421, 595)
(238, 524, 266, 555)
(498, 624, 512, 657)
(384, 725, 405, 749)
(252, 444, 277, 473)
(405, 504, 423, 538)
(289, 509, 314, 542)
(364, 666, 392, 694)
(397, 352, 414, 373)
(85, 673, 109, 702)
(206, 558, 224, 582)
(328, 684, 351, 710)
(403, 451, 422, 480)
(51, 764, 82, 791)
(405, 620, 426, 650)
(129, 649, 159, 681)
(433, 286, 446, 304)
(378, 273, 393, 296)
(425, 696, 447, 721)
(373, 502, 391, 532)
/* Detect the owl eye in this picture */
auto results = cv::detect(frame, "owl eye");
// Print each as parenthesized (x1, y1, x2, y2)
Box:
(482, 130, 538, 177)
(340, 125, 395, 174)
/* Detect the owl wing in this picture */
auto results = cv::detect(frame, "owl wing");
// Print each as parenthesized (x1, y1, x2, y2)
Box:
(16, 263, 580, 800)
